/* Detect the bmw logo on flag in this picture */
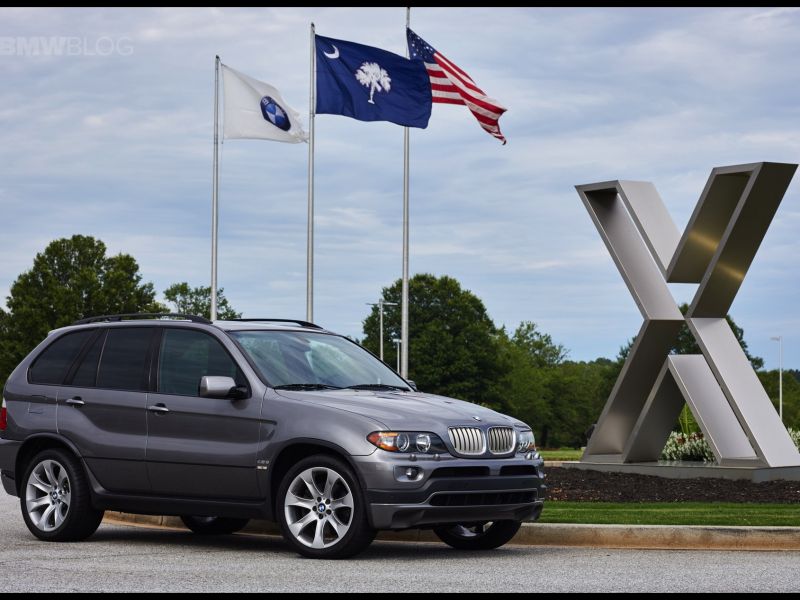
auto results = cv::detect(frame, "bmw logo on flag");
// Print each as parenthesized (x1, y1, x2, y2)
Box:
(260, 96, 291, 131)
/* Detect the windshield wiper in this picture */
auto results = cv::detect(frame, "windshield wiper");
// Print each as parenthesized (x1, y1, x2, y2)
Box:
(345, 383, 409, 392)
(273, 383, 342, 391)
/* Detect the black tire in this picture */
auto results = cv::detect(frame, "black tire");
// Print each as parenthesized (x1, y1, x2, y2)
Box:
(20, 448, 104, 542)
(434, 520, 522, 551)
(277, 454, 376, 559)
(180, 515, 249, 535)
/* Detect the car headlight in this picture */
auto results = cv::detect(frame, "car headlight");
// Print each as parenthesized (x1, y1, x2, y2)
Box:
(517, 430, 536, 454)
(367, 431, 448, 455)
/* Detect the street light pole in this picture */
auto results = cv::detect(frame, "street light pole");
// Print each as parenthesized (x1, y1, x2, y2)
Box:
(771, 336, 784, 422)
(392, 338, 401, 373)
(367, 299, 398, 362)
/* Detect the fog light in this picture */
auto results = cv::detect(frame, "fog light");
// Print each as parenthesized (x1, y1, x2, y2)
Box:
(405, 467, 419, 480)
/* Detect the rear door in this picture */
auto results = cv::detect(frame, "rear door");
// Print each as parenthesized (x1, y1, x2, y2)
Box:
(26, 329, 97, 437)
(57, 327, 154, 493)
(145, 328, 262, 500)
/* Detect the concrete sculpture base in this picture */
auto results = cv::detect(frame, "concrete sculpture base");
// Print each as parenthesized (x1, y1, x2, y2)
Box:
(562, 460, 800, 483)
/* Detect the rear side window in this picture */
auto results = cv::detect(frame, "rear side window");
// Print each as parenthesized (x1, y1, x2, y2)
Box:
(158, 329, 245, 396)
(96, 328, 154, 391)
(69, 331, 106, 388)
(29, 330, 94, 385)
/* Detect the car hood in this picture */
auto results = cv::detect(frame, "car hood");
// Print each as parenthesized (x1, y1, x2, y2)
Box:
(273, 388, 518, 431)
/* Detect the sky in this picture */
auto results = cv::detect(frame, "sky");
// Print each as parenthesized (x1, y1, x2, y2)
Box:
(1, 7, 799, 369)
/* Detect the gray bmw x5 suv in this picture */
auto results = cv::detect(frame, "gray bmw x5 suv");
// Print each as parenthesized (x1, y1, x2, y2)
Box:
(0, 313, 545, 558)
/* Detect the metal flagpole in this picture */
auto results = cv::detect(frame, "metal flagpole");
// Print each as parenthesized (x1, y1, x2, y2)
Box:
(400, 7, 411, 378)
(210, 55, 220, 322)
(307, 23, 316, 323)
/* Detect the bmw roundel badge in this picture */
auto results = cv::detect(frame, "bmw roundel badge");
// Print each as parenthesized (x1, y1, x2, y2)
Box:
(260, 96, 291, 131)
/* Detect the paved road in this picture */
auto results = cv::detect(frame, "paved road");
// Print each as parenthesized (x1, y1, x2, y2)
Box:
(1, 494, 799, 593)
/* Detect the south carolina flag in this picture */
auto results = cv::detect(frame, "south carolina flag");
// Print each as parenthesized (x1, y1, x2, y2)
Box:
(222, 64, 307, 143)
(315, 35, 432, 129)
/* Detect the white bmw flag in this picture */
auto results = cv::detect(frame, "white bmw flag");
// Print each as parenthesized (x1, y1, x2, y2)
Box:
(222, 64, 307, 143)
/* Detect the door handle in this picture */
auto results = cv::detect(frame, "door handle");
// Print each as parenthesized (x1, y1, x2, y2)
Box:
(148, 404, 170, 415)
(65, 397, 85, 407)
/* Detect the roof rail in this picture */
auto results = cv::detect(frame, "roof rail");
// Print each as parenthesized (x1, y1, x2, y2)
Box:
(228, 318, 323, 329)
(72, 313, 212, 326)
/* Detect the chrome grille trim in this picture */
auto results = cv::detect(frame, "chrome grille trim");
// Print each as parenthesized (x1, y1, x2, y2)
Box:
(448, 427, 486, 456)
(488, 427, 516, 454)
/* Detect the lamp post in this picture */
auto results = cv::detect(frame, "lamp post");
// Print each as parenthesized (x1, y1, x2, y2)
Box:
(771, 336, 784, 423)
(392, 338, 401, 373)
(367, 299, 398, 362)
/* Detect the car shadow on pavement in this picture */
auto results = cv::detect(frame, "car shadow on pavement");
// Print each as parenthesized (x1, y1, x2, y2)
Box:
(90, 524, 545, 562)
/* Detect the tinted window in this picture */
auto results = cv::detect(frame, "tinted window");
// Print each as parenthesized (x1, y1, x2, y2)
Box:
(70, 331, 105, 388)
(96, 328, 153, 391)
(29, 330, 94, 385)
(158, 329, 244, 396)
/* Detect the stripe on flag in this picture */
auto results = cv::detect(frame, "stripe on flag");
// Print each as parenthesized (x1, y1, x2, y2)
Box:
(407, 28, 507, 144)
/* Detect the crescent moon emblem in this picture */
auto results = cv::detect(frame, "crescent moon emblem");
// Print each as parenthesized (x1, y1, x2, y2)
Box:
(324, 45, 339, 59)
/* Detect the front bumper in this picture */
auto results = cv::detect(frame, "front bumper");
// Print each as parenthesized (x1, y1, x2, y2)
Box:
(353, 453, 546, 530)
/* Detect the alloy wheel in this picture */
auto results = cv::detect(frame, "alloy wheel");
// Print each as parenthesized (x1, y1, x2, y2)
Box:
(25, 459, 71, 533)
(283, 467, 354, 549)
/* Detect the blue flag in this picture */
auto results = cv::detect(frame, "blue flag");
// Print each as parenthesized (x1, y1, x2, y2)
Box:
(315, 35, 432, 129)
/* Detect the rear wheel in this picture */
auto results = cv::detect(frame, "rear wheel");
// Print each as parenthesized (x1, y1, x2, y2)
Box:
(277, 455, 376, 559)
(434, 520, 521, 551)
(21, 448, 104, 542)
(180, 515, 249, 535)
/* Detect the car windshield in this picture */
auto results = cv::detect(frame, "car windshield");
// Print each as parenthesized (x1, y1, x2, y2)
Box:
(230, 330, 411, 391)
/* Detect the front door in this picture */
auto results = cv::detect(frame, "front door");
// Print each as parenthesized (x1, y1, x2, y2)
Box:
(145, 328, 262, 500)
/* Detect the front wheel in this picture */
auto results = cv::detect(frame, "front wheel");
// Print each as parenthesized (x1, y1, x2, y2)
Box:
(180, 515, 249, 535)
(434, 520, 522, 551)
(277, 455, 376, 559)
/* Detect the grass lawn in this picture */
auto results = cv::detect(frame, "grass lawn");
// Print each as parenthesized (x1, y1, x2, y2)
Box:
(539, 448, 583, 461)
(539, 501, 800, 527)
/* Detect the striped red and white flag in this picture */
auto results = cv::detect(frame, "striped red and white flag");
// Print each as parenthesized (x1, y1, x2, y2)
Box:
(407, 28, 507, 144)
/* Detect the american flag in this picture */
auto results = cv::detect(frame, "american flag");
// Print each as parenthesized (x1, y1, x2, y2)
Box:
(407, 28, 507, 144)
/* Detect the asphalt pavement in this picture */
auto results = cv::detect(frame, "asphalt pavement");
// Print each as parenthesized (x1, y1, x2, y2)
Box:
(1, 493, 799, 593)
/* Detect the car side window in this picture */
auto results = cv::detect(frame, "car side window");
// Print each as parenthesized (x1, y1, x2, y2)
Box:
(96, 328, 154, 391)
(29, 330, 95, 385)
(69, 331, 106, 388)
(158, 329, 245, 397)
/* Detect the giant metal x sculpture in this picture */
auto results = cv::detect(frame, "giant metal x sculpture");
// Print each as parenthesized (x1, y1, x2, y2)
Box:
(577, 162, 800, 468)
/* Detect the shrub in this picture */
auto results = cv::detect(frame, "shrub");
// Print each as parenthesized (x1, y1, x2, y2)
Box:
(661, 428, 800, 463)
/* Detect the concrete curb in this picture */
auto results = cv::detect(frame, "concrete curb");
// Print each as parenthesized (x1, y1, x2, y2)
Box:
(103, 512, 800, 551)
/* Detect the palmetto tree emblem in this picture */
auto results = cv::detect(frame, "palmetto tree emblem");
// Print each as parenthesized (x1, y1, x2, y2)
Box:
(355, 62, 391, 104)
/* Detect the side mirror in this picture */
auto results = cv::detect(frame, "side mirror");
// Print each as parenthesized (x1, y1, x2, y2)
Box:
(407, 380, 418, 392)
(199, 376, 247, 400)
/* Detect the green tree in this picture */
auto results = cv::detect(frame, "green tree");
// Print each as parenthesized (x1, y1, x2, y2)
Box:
(495, 320, 617, 448)
(361, 274, 506, 404)
(0, 235, 163, 384)
(758, 370, 800, 430)
(509, 321, 568, 367)
(163, 282, 241, 321)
